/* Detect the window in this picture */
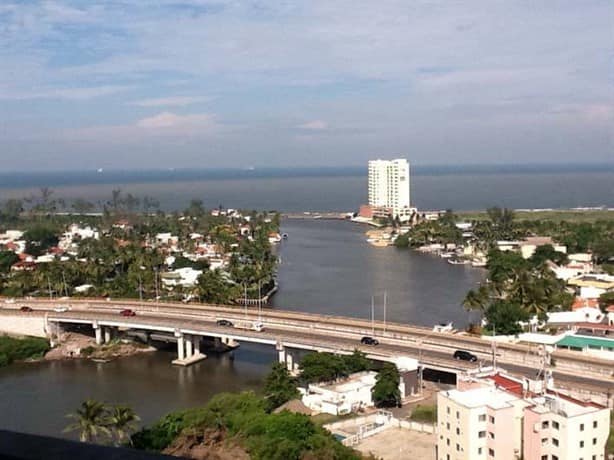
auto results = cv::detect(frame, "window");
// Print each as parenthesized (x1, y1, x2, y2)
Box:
(488, 432, 495, 440)
(553, 421, 560, 429)
(446, 438, 450, 446)
(446, 422, 450, 430)
(488, 448, 495, 457)
(541, 438, 548, 445)
(489, 416, 495, 424)
(541, 456, 548, 460)
(456, 427, 460, 435)
(542, 421, 549, 429)
(593, 421, 597, 428)
(456, 443, 460, 452)
(456, 411, 460, 419)
(552, 457, 558, 460)
(580, 423, 584, 431)
(447, 407, 450, 414)
(580, 440, 584, 448)
(592, 438, 597, 445)
(479, 414, 486, 422)
(478, 431, 486, 438)
(552, 438, 559, 447)
(478, 448, 482, 455)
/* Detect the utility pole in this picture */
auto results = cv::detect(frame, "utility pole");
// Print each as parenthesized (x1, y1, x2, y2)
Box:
(258, 280, 262, 321)
(138, 275, 143, 302)
(62, 271, 68, 297)
(383, 291, 387, 336)
(47, 276, 53, 301)
(371, 296, 375, 336)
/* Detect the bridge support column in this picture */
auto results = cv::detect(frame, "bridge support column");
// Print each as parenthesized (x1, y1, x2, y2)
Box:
(185, 335, 194, 358)
(193, 336, 200, 355)
(94, 326, 102, 345)
(277, 345, 286, 365)
(104, 327, 112, 344)
(177, 335, 185, 361)
(286, 352, 294, 372)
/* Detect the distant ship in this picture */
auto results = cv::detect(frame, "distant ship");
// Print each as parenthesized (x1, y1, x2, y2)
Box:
(96, 168, 104, 173)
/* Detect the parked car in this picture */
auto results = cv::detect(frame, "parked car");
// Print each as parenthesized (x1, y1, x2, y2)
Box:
(216, 319, 234, 327)
(453, 350, 478, 362)
(120, 309, 136, 317)
(53, 306, 69, 313)
(20, 306, 33, 312)
(360, 336, 379, 346)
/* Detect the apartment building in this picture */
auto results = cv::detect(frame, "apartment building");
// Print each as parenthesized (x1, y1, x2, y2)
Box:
(367, 158, 412, 221)
(437, 373, 610, 460)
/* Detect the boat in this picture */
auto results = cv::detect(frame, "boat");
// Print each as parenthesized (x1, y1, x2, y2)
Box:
(92, 358, 110, 363)
(447, 258, 469, 265)
(471, 259, 487, 267)
(282, 233, 288, 240)
(433, 322, 454, 333)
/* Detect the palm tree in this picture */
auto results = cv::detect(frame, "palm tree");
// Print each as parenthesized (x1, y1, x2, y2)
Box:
(108, 405, 140, 446)
(64, 399, 110, 443)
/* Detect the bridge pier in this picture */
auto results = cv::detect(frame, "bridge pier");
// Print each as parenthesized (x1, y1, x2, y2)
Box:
(276, 343, 299, 374)
(94, 326, 102, 345)
(103, 327, 112, 344)
(172, 332, 206, 366)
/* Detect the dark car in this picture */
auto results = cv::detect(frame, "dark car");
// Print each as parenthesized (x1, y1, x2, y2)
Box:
(120, 309, 136, 317)
(216, 319, 233, 327)
(20, 306, 33, 312)
(360, 336, 379, 346)
(453, 350, 478, 362)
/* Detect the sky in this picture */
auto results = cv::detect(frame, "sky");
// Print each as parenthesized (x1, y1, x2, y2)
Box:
(0, 0, 612, 171)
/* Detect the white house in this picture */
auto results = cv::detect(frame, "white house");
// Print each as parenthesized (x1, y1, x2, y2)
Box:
(547, 307, 605, 327)
(161, 267, 203, 288)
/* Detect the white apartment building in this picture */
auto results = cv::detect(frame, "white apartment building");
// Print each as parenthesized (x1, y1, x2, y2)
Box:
(437, 373, 611, 460)
(368, 159, 412, 221)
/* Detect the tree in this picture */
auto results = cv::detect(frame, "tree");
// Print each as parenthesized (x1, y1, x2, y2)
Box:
(462, 284, 491, 314)
(24, 225, 59, 256)
(185, 199, 205, 217)
(1, 199, 23, 222)
(483, 301, 529, 335)
(371, 363, 401, 408)
(0, 251, 19, 273)
(344, 349, 371, 374)
(263, 362, 300, 412)
(530, 244, 568, 267)
(598, 292, 614, 312)
(196, 269, 235, 304)
(299, 352, 349, 383)
(72, 198, 95, 214)
(64, 399, 111, 443)
(108, 405, 140, 446)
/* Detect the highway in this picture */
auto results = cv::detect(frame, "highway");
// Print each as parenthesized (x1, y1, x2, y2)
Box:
(3, 297, 612, 395)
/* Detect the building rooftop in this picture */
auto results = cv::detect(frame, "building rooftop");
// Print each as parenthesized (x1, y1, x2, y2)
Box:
(444, 386, 519, 410)
(556, 334, 614, 351)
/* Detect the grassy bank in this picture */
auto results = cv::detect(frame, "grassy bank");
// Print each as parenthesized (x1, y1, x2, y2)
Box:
(0, 335, 50, 367)
(457, 209, 614, 223)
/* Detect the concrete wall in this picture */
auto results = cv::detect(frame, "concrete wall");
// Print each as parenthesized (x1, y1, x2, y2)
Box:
(0, 314, 47, 338)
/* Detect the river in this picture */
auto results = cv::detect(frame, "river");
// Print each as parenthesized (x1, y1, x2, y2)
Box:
(0, 219, 483, 438)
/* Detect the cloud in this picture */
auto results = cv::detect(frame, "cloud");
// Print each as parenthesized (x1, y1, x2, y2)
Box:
(130, 96, 211, 107)
(298, 120, 328, 130)
(63, 111, 220, 143)
(0, 85, 132, 101)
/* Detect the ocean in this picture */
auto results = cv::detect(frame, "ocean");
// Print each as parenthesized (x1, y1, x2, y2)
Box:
(0, 164, 613, 212)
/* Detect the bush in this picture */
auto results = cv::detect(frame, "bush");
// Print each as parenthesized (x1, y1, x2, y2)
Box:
(132, 391, 361, 459)
(410, 404, 436, 423)
(80, 346, 95, 356)
(0, 336, 50, 367)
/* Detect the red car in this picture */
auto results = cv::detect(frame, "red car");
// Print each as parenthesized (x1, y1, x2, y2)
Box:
(20, 306, 33, 312)
(120, 309, 136, 317)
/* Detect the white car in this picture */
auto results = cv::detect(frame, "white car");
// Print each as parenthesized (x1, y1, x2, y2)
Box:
(53, 306, 69, 313)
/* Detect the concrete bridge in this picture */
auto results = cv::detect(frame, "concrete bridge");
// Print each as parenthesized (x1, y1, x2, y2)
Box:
(1, 298, 613, 395)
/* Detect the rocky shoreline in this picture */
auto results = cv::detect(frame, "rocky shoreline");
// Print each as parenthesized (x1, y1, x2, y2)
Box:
(45, 332, 156, 361)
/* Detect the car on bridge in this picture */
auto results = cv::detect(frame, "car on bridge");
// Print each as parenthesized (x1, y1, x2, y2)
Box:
(20, 306, 33, 312)
(216, 319, 233, 327)
(360, 336, 379, 346)
(120, 309, 136, 317)
(453, 350, 478, 362)
(53, 306, 69, 313)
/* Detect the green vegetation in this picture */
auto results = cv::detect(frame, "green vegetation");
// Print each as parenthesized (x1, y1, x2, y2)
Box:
(0, 335, 50, 367)
(464, 249, 572, 333)
(599, 292, 614, 311)
(371, 363, 401, 408)
(0, 189, 280, 303)
(607, 412, 614, 456)
(65, 399, 140, 446)
(132, 391, 361, 460)
(458, 209, 614, 223)
(299, 350, 371, 384)
(409, 404, 437, 424)
(262, 362, 300, 412)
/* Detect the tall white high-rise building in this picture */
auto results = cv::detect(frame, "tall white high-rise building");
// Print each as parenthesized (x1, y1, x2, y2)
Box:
(368, 158, 412, 221)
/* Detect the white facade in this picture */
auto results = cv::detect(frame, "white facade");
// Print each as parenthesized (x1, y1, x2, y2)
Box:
(368, 159, 411, 221)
